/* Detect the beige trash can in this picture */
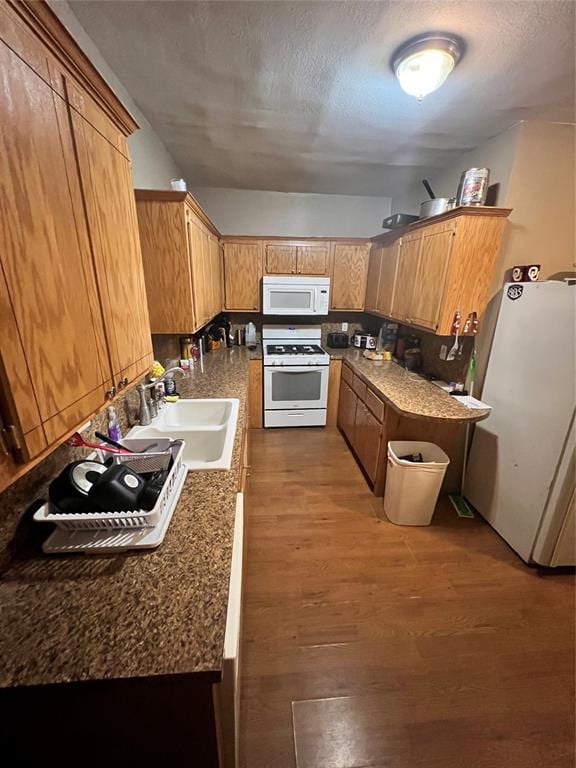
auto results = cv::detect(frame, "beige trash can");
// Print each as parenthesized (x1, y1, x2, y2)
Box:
(384, 441, 450, 526)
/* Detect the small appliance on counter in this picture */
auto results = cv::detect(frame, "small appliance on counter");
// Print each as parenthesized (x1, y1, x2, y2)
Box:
(326, 331, 349, 348)
(352, 332, 377, 350)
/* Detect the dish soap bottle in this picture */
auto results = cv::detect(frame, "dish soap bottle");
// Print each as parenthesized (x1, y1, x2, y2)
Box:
(107, 405, 123, 442)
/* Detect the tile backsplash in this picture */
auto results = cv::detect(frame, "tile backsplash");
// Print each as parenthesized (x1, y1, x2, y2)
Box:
(152, 310, 473, 385)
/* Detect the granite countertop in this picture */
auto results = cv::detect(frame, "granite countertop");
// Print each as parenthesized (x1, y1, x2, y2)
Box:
(329, 348, 490, 423)
(0, 347, 254, 689)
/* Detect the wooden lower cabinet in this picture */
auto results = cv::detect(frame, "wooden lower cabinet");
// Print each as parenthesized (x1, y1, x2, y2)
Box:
(354, 400, 382, 483)
(338, 362, 466, 496)
(337, 379, 358, 446)
(248, 360, 263, 429)
(338, 369, 382, 484)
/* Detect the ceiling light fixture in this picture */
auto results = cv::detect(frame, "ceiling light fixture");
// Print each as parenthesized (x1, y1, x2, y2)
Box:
(391, 34, 463, 100)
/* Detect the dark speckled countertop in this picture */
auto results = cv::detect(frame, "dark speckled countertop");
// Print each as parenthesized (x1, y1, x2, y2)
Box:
(0, 347, 256, 689)
(329, 348, 490, 423)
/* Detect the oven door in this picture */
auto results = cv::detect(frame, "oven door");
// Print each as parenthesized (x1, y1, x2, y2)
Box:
(263, 284, 316, 315)
(264, 365, 328, 410)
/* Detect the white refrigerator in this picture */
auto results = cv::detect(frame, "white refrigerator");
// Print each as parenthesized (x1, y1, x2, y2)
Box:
(466, 280, 575, 566)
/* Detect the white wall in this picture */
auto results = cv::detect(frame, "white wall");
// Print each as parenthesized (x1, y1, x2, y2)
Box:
(192, 188, 391, 237)
(393, 123, 522, 215)
(48, 1, 181, 189)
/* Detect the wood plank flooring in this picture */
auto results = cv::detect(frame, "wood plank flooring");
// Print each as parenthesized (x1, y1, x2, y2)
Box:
(240, 427, 575, 768)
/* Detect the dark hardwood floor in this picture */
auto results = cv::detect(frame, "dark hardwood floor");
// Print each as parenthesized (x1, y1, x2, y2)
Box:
(240, 427, 575, 768)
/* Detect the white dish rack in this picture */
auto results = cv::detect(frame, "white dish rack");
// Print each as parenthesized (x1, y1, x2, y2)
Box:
(34, 439, 188, 554)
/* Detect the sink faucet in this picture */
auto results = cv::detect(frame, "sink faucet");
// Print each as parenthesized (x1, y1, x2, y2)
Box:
(137, 367, 185, 426)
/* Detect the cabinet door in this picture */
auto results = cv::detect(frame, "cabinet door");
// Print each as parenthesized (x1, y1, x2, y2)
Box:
(297, 245, 329, 275)
(187, 211, 211, 329)
(208, 234, 223, 320)
(337, 380, 358, 445)
(410, 228, 455, 331)
(136, 201, 195, 333)
(364, 244, 382, 312)
(70, 109, 152, 387)
(331, 244, 370, 310)
(376, 241, 399, 317)
(265, 244, 297, 274)
(223, 242, 263, 311)
(391, 235, 421, 322)
(355, 401, 382, 483)
(0, 41, 110, 458)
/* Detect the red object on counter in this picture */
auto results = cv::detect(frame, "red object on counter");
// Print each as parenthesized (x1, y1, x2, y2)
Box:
(450, 311, 461, 335)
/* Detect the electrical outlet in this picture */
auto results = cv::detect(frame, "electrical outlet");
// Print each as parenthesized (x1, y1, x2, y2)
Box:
(341, 322, 348, 332)
(439, 344, 447, 360)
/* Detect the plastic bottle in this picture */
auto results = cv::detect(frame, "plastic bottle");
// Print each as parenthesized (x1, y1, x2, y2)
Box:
(245, 322, 257, 348)
(107, 405, 122, 442)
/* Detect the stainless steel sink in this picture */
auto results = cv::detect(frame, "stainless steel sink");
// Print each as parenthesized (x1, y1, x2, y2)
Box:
(128, 398, 240, 470)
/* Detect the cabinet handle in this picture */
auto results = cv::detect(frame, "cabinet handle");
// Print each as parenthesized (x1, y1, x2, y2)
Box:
(0, 429, 9, 456)
(106, 386, 117, 399)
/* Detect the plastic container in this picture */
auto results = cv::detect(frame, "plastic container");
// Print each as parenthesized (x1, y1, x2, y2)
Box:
(383, 441, 450, 526)
(34, 440, 185, 531)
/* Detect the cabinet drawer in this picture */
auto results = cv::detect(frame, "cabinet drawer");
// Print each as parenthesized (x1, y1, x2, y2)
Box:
(341, 363, 354, 386)
(352, 374, 366, 401)
(365, 388, 385, 422)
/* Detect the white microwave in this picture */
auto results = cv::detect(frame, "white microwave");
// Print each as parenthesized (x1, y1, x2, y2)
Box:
(262, 276, 330, 316)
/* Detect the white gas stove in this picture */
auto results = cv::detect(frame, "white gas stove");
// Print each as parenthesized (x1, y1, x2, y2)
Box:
(262, 326, 330, 428)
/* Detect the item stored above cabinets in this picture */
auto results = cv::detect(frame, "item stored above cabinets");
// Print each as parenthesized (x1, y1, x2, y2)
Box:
(382, 213, 419, 230)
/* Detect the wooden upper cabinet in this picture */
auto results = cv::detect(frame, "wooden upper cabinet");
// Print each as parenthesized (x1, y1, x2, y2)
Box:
(262, 240, 331, 275)
(330, 243, 370, 310)
(389, 234, 420, 323)
(265, 244, 297, 274)
(71, 108, 152, 386)
(368, 209, 510, 334)
(135, 191, 222, 334)
(376, 240, 399, 318)
(297, 244, 330, 275)
(208, 233, 223, 319)
(136, 199, 195, 333)
(186, 209, 212, 330)
(410, 225, 455, 330)
(0, 40, 110, 460)
(223, 241, 263, 311)
(365, 244, 382, 312)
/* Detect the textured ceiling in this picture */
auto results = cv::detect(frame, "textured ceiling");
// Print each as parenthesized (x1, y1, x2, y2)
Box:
(69, 0, 575, 196)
